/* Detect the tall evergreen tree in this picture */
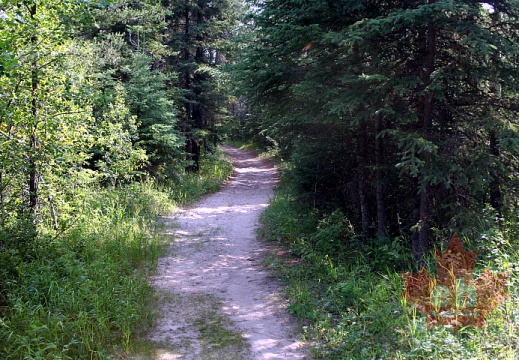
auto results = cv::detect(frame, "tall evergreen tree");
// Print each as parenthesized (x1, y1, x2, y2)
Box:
(164, 0, 241, 171)
(235, 0, 519, 263)
(84, 0, 185, 178)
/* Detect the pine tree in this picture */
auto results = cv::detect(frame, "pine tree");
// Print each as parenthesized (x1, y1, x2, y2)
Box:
(84, 0, 185, 178)
(164, 0, 241, 171)
(235, 0, 519, 263)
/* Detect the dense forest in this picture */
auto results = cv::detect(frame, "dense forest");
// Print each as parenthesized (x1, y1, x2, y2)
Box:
(0, 0, 238, 358)
(236, 1, 519, 358)
(1, 0, 519, 358)
(235, 0, 519, 262)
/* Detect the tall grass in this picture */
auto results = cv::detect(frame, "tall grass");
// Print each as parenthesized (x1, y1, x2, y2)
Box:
(0, 149, 234, 359)
(167, 148, 233, 205)
(260, 185, 519, 359)
(0, 183, 169, 359)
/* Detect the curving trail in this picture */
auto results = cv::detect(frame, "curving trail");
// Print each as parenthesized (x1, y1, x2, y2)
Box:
(148, 146, 310, 360)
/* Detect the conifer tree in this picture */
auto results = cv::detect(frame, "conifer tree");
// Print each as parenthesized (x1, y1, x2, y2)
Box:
(235, 0, 519, 263)
(85, 0, 185, 178)
(164, 0, 240, 171)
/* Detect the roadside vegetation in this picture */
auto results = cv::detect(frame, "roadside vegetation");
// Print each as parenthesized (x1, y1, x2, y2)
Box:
(260, 179, 519, 359)
(0, 149, 233, 359)
(233, 1, 519, 358)
(0, 0, 236, 358)
(3, 0, 519, 358)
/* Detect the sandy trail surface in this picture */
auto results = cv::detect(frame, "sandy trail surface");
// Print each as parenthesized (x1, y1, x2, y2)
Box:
(148, 146, 310, 359)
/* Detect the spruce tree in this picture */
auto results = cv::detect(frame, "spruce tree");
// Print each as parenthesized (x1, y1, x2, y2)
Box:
(235, 0, 519, 263)
(164, 0, 241, 171)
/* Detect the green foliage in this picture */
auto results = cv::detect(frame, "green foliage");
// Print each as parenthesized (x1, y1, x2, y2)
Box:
(167, 147, 234, 205)
(123, 52, 184, 176)
(261, 182, 519, 359)
(0, 0, 239, 355)
(0, 0, 238, 357)
(87, 16, 184, 178)
(235, 0, 519, 260)
(0, 0, 240, 225)
(262, 185, 411, 271)
(311, 210, 355, 256)
(0, 3, 98, 222)
(90, 81, 149, 185)
(0, 144, 233, 359)
(0, 182, 170, 359)
(258, 185, 319, 243)
(164, 0, 242, 168)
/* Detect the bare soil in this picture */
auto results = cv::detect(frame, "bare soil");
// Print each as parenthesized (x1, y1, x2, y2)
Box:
(146, 145, 311, 359)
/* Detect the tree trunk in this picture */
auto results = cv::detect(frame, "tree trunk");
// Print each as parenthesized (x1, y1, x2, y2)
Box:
(489, 130, 502, 221)
(374, 113, 386, 235)
(413, 16, 436, 264)
(357, 119, 370, 235)
(489, 65, 503, 223)
(188, 2, 207, 172)
(0, 171, 5, 227)
(182, 0, 208, 172)
(29, 3, 38, 213)
(181, 1, 198, 172)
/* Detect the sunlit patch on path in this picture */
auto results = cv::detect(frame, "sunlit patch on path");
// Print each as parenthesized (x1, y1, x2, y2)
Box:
(148, 146, 310, 359)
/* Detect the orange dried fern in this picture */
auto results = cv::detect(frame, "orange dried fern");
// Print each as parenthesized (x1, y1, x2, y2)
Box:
(403, 234, 509, 331)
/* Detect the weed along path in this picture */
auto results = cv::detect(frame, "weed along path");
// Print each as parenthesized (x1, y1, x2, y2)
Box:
(147, 145, 310, 359)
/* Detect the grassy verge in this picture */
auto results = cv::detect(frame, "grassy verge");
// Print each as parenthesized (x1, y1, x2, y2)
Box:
(0, 183, 170, 359)
(260, 185, 519, 359)
(0, 149, 234, 359)
(167, 147, 233, 205)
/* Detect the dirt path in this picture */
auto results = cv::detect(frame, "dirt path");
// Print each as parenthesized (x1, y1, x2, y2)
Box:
(147, 146, 310, 359)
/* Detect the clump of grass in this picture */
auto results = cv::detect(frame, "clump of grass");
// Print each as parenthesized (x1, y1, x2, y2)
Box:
(126, 292, 250, 360)
(0, 182, 168, 359)
(260, 184, 519, 359)
(167, 148, 233, 205)
(191, 294, 248, 356)
(258, 186, 319, 244)
(0, 148, 234, 359)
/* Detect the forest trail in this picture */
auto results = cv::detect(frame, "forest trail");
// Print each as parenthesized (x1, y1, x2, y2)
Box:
(147, 146, 311, 359)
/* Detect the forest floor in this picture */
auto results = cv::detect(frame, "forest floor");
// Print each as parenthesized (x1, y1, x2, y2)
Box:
(141, 145, 311, 359)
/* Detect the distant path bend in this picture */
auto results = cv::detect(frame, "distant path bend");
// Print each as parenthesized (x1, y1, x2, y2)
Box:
(149, 145, 311, 360)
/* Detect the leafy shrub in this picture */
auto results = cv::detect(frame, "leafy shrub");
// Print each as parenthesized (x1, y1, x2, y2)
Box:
(258, 187, 318, 243)
(0, 148, 233, 359)
(167, 149, 233, 205)
(310, 210, 355, 257)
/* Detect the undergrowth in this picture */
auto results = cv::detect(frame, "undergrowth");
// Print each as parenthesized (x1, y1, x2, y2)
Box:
(167, 148, 233, 205)
(0, 184, 168, 359)
(260, 185, 519, 359)
(0, 149, 233, 359)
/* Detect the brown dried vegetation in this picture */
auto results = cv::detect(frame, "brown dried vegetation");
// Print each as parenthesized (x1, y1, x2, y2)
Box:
(403, 234, 509, 331)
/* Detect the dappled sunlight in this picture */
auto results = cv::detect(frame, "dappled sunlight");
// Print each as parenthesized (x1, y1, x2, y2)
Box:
(234, 166, 277, 174)
(155, 253, 262, 291)
(155, 349, 181, 360)
(182, 203, 270, 217)
(253, 340, 307, 359)
(150, 146, 308, 359)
